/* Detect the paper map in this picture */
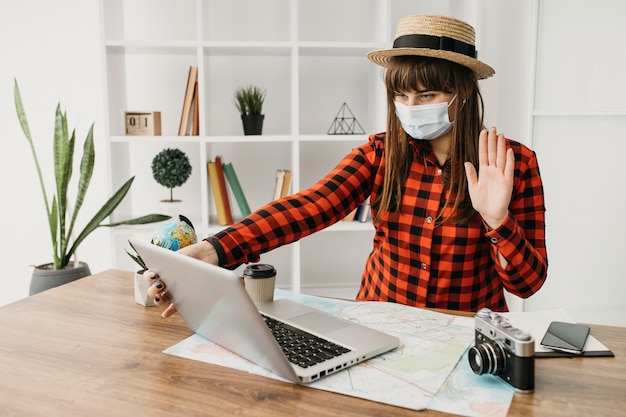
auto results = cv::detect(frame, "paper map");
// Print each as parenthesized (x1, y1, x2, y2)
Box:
(164, 290, 514, 417)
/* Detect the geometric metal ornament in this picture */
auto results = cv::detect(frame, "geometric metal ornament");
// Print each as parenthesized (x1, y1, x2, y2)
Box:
(327, 102, 366, 135)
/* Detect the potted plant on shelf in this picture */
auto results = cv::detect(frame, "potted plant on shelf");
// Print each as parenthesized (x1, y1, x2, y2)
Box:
(126, 214, 197, 306)
(234, 84, 266, 135)
(151, 147, 193, 218)
(14, 79, 170, 295)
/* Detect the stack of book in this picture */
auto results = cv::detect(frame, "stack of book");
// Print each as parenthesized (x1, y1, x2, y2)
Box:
(207, 164, 296, 226)
(207, 161, 370, 226)
(272, 169, 292, 201)
(207, 156, 251, 226)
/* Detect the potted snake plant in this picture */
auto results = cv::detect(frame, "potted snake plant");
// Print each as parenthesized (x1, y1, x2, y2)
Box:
(14, 79, 170, 295)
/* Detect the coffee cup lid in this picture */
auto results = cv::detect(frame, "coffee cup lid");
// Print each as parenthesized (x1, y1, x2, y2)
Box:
(243, 264, 276, 278)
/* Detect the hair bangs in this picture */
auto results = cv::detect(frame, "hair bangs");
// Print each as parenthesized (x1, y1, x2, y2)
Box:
(385, 56, 458, 95)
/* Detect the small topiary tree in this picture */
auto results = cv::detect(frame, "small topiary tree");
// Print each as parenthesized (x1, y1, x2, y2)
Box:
(151, 148, 192, 202)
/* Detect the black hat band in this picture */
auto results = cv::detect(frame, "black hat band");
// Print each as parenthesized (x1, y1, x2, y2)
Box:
(393, 34, 477, 59)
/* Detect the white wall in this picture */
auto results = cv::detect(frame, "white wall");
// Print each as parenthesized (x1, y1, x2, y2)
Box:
(477, 0, 533, 144)
(0, 0, 108, 306)
(523, 0, 626, 328)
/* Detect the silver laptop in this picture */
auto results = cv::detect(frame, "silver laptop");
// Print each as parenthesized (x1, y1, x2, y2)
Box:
(130, 239, 399, 384)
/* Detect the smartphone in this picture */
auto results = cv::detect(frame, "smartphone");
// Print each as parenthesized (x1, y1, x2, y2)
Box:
(540, 321, 590, 355)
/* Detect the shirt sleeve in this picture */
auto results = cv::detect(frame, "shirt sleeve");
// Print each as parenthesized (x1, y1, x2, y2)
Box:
(208, 141, 377, 269)
(484, 144, 548, 298)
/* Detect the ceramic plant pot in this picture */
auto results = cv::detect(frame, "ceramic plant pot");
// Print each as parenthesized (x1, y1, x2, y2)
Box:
(159, 200, 184, 219)
(29, 262, 91, 296)
(134, 270, 156, 307)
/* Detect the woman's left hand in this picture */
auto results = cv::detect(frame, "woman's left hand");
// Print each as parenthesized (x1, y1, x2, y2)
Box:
(464, 127, 515, 229)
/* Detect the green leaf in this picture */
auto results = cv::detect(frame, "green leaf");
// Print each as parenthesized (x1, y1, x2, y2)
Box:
(54, 107, 70, 217)
(56, 115, 74, 264)
(50, 197, 60, 269)
(14, 80, 33, 144)
(66, 124, 95, 249)
(63, 178, 168, 266)
(234, 84, 266, 115)
(104, 213, 171, 227)
(62, 177, 134, 266)
(14, 80, 55, 248)
(126, 240, 147, 270)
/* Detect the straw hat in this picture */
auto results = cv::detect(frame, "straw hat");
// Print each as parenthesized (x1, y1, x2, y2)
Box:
(367, 14, 495, 79)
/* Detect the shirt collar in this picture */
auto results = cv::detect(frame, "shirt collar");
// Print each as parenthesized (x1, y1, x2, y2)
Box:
(409, 138, 442, 167)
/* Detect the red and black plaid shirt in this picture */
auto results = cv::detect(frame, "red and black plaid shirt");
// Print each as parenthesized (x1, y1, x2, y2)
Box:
(208, 133, 548, 312)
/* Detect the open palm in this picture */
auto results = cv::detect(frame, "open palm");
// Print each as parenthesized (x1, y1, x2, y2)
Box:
(464, 128, 515, 229)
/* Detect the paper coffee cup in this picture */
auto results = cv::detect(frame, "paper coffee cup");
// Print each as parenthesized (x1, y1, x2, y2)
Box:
(243, 264, 276, 306)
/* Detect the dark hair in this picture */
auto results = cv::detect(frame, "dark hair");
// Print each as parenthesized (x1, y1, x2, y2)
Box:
(374, 55, 485, 225)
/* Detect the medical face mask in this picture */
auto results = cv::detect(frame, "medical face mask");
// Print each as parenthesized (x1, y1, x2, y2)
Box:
(394, 95, 457, 140)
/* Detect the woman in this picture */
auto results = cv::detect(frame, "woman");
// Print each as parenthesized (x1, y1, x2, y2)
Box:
(147, 14, 547, 317)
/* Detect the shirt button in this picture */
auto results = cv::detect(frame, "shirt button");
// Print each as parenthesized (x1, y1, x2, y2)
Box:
(421, 262, 428, 270)
(490, 237, 499, 244)
(426, 216, 433, 224)
(436, 169, 443, 176)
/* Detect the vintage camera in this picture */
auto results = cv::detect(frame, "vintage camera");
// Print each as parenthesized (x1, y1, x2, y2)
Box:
(468, 308, 535, 392)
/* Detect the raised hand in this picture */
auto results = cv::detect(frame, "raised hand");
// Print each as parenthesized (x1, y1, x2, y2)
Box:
(464, 127, 515, 229)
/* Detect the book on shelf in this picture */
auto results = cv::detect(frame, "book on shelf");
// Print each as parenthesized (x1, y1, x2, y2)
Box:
(214, 156, 234, 225)
(351, 197, 371, 223)
(223, 162, 251, 217)
(272, 169, 284, 200)
(272, 169, 292, 200)
(281, 170, 293, 198)
(207, 161, 229, 226)
(192, 81, 199, 135)
(178, 65, 198, 136)
(357, 196, 371, 223)
(342, 206, 358, 221)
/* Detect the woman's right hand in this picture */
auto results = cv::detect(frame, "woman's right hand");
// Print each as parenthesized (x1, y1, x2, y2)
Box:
(143, 239, 220, 319)
(144, 270, 176, 318)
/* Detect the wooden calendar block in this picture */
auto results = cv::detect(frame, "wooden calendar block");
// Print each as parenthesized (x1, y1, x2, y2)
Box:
(125, 111, 161, 136)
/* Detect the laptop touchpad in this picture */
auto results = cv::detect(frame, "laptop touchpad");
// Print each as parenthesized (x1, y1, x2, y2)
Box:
(290, 312, 350, 333)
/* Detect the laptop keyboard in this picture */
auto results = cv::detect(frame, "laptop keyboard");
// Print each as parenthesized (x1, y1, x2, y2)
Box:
(261, 315, 352, 368)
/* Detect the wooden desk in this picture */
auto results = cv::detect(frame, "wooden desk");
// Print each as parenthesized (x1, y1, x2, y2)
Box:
(1, 270, 624, 417)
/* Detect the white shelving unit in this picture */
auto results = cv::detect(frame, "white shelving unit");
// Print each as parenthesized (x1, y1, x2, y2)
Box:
(100, 0, 470, 297)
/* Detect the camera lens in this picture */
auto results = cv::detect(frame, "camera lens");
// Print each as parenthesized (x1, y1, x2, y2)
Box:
(468, 340, 507, 375)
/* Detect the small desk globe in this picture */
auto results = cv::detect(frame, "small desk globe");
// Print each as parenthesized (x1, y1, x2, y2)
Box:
(151, 215, 197, 251)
